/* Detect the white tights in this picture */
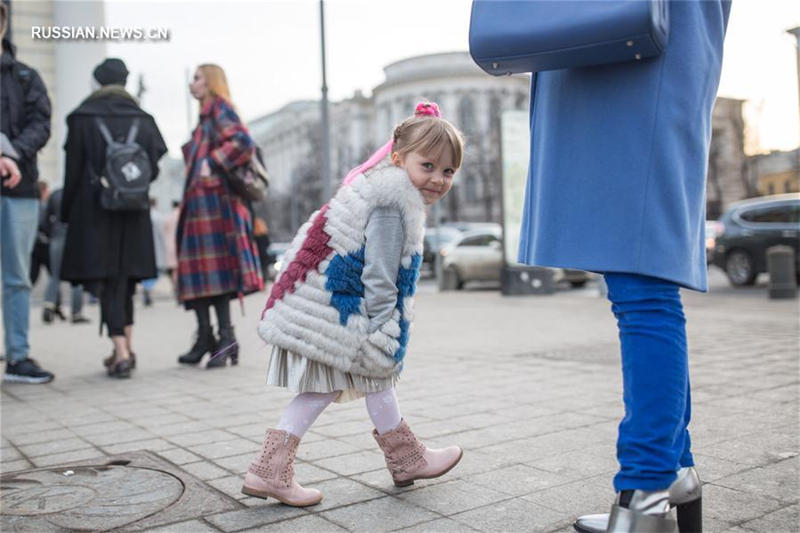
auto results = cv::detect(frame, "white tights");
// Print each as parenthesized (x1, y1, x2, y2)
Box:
(276, 388, 402, 438)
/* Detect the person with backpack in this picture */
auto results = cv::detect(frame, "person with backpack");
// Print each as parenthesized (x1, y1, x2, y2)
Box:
(61, 58, 167, 378)
(1, 2, 56, 384)
(175, 64, 263, 369)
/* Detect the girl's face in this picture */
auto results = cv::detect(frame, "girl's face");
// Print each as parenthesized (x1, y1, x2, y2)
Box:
(392, 148, 456, 205)
(189, 69, 208, 101)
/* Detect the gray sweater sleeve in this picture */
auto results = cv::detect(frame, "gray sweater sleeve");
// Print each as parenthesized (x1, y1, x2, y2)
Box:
(362, 206, 405, 333)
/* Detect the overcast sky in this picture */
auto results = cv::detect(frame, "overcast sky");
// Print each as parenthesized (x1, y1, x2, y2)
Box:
(103, 0, 800, 157)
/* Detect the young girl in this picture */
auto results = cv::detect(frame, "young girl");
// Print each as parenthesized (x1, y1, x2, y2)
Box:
(242, 102, 464, 506)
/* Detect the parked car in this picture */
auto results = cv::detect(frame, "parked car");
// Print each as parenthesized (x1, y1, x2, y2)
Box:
(423, 226, 463, 274)
(440, 227, 503, 289)
(440, 227, 590, 289)
(711, 193, 800, 286)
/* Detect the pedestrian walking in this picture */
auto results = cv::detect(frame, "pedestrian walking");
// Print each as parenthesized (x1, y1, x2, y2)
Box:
(176, 64, 263, 369)
(244, 102, 464, 506)
(61, 58, 167, 379)
(1, 2, 55, 384)
(43, 188, 89, 324)
(501, 2, 731, 531)
(30, 180, 51, 287)
(253, 216, 271, 282)
(164, 200, 180, 296)
(142, 197, 167, 307)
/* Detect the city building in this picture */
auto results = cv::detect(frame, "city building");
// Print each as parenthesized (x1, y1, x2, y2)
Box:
(250, 52, 530, 240)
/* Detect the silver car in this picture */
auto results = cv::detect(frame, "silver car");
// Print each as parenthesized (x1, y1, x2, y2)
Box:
(440, 228, 503, 289)
(440, 227, 591, 289)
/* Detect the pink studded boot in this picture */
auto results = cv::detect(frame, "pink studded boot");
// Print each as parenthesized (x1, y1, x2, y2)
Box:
(241, 428, 323, 506)
(373, 419, 463, 487)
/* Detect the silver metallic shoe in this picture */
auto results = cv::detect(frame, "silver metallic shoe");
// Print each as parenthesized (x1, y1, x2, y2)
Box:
(574, 467, 702, 533)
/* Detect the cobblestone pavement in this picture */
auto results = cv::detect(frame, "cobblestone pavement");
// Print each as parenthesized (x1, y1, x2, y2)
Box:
(2, 268, 798, 532)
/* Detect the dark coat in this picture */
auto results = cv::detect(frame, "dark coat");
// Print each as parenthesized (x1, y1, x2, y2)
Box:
(518, 1, 731, 291)
(60, 86, 167, 284)
(0, 38, 51, 198)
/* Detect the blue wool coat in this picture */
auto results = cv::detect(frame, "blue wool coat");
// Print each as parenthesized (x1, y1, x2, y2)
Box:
(518, 0, 731, 292)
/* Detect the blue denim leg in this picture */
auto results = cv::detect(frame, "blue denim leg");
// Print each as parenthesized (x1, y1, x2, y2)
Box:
(604, 272, 692, 492)
(1, 197, 39, 362)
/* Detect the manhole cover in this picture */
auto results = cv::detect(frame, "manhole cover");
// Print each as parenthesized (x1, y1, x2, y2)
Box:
(0, 451, 241, 531)
(1, 464, 183, 530)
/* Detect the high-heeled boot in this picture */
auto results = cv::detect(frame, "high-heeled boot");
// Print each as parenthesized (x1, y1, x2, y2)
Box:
(605, 488, 676, 533)
(372, 419, 463, 487)
(241, 429, 323, 506)
(574, 467, 702, 533)
(177, 326, 216, 365)
(206, 326, 238, 368)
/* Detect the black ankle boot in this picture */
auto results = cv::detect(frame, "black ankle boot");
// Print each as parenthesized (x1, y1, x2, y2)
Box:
(178, 327, 217, 365)
(207, 326, 238, 368)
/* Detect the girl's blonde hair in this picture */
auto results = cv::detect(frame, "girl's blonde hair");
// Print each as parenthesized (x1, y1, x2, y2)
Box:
(197, 64, 232, 104)
(341, 101, 464, 187)
(393, 111, 464, 169)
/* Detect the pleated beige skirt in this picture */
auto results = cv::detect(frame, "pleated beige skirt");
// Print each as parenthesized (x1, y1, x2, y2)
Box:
(266, 346, 399, 403)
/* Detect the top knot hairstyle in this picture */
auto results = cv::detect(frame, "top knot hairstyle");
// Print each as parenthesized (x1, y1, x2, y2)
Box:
(342, 101, 464, 187)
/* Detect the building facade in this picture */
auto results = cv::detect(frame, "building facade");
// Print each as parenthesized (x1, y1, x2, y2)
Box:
(249, 52, 530, 240)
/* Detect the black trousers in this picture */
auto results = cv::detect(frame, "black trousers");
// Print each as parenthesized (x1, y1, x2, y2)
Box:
(100, 277, 136, 337)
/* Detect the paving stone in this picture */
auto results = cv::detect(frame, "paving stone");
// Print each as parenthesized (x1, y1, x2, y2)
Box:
(169, 429, 241, 447)
(146, 519, 220, 532)
(21, 437, 93, 458)
(520, 476, 611, 517)
(204, 504, 307, 531)
(469, 463, 573, 496)
(739, 503, 799, 533)
(188, 437, 258, 460)
(6, 428, 78, 446)
(240, 513, 348, 532)
(307, 477, 386, 512)
(451, 496, 567, 532)
(207, 474, 250, 501)
(30, 448, 106, 467)
(312, 450, 387, 476)
(181, 460, 233, 481)
(102, 438, 175, 455)
(0, 458, 32, 472)
(702, 483, 784, 524)
(84, 428, 156, 446)
(397, 479, 509, 516)
(156, 447, 204, 466)
(296, 437, 361, 461)
(0, 447, 23, 462)
(714, 457, 799, 504)
(321, 495, 439, 532)
(399, 517, 481, 532)
(525, 449, 619, 481)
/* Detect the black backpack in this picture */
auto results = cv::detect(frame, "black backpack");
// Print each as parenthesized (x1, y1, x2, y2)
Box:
(93, 117, 152, 211)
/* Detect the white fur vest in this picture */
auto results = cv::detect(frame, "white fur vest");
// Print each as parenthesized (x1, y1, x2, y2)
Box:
(258, 160, 426, 378)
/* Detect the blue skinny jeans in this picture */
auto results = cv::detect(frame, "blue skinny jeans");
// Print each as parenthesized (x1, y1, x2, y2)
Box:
(605, 272, 694, 492)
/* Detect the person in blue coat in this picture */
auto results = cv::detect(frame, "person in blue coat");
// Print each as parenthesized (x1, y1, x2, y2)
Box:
(517, 2, 732, 532)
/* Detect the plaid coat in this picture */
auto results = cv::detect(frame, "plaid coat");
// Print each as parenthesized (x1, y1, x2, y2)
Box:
(177, 96, 263, 304)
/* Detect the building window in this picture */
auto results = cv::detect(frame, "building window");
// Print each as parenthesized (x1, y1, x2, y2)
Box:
(464, 173, 478, 203)
(459, 95, 476, 135)
(768, 183, 775, 195)
(786, 180, 794, 193)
